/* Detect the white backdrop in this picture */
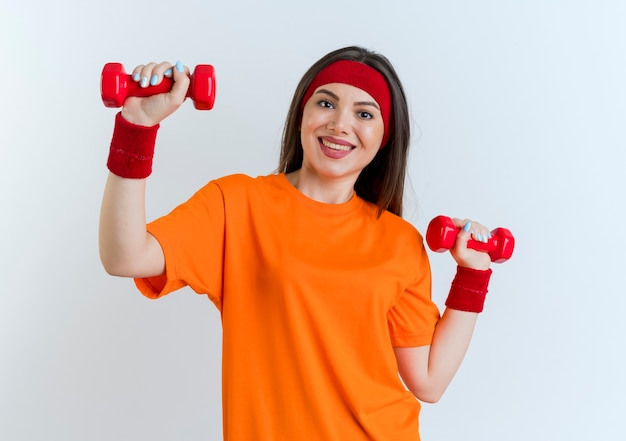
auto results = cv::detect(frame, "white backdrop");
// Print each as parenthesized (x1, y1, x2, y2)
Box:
(1, 0, 625, 440)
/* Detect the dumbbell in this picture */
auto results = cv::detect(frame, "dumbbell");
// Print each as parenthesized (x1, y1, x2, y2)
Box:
(100, 62, 216, 110)
(426, 215, 515, 263)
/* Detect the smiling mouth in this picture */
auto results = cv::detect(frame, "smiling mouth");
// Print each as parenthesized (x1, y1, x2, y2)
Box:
(320, 138, 354, 152)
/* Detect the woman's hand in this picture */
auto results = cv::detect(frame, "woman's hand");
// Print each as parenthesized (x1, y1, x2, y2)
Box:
(449, 218, 492, 271)
(121, 60, 191, 127)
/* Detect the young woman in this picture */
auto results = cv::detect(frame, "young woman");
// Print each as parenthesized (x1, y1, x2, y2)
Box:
(99, 46, 494, 441)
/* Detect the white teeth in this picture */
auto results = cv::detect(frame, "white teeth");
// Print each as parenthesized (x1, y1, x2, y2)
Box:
(321, 139, 353, 151)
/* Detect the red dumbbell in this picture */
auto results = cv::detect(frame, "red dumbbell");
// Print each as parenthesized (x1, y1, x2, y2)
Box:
(100, 62, 216, 110)
(426, 215, 515, 263)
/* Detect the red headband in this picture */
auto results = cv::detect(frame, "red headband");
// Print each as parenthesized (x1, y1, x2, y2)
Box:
(301, 60, 392, 147)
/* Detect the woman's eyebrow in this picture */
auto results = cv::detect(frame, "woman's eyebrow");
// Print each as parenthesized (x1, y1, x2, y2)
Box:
(315, 88, 340, 101)
(355, 100, 380, 110)
(315, 88, 380, 110)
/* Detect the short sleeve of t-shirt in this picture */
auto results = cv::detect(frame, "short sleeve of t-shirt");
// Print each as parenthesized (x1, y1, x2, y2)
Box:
(387, 234, 440, 347)
(134, 180, 226, 310)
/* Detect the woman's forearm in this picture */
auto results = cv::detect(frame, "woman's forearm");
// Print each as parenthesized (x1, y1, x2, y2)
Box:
(99, 173, 164, 278)
(426, 308, 478, 399)
(394, 308, 478, 403)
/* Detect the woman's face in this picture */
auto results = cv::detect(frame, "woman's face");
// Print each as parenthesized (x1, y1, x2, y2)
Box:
(299, 82, 385, 184)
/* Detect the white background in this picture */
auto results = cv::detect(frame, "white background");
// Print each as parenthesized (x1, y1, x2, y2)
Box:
(1, 0, 624, 440)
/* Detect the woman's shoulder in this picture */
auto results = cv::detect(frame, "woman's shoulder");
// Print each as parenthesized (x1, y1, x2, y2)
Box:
(373, 207, 425, 245)
(193, 173, 287, 204)
(197, 173, 281, 192)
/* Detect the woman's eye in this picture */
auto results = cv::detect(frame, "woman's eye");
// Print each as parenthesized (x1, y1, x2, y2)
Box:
(318, 100, 334, 108)
(358, 111, 373, 119)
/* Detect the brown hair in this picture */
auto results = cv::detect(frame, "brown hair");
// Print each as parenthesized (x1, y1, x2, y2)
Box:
(277, 46, 410, 217)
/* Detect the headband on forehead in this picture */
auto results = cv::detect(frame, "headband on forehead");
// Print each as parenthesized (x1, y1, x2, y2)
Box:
(301, 59, 392, 147)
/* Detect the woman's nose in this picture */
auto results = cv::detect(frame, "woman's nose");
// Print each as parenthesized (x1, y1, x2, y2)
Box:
(327, 109, 351, 134)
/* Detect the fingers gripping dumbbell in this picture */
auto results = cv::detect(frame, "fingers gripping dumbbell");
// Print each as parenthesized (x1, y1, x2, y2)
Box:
(426, 215, 515, 263)
(100, 63, 216, 110)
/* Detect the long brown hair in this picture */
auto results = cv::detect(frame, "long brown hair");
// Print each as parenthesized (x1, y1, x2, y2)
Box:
(277, 46, 410, 217)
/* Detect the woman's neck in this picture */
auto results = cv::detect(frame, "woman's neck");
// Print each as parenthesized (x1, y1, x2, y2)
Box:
(285, 169, 355, 205)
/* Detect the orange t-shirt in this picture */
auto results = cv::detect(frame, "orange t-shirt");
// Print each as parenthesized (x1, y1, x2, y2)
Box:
(136, 173, 440, 441)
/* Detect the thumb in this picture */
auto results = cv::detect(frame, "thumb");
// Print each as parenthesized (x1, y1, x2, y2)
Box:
(169, 60, 191, 105)
(454, 220, 472, 250)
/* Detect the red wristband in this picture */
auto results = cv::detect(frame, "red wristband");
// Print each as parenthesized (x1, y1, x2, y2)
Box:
(445, 266, 493, 313)
(107, 112, 160, 179)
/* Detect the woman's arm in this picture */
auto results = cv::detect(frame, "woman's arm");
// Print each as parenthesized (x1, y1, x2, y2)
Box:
(98, 61, 190, 278)
(99, 174, 165, 277)
(395, 218, 493, 403)
(394, 309, 478, 403)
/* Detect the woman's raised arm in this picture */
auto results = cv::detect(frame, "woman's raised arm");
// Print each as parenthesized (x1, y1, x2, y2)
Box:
(98, 61, 190, 278)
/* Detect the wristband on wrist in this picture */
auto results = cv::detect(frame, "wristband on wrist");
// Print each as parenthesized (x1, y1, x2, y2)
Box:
(445, 265, 493, 313)
(107, 112, 160, 179)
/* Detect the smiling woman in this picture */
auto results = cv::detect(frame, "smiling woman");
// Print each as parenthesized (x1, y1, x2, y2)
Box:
(99, 45, 494, 441)
(293, 83, 385, 200)
(280, 49, 405, 216)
